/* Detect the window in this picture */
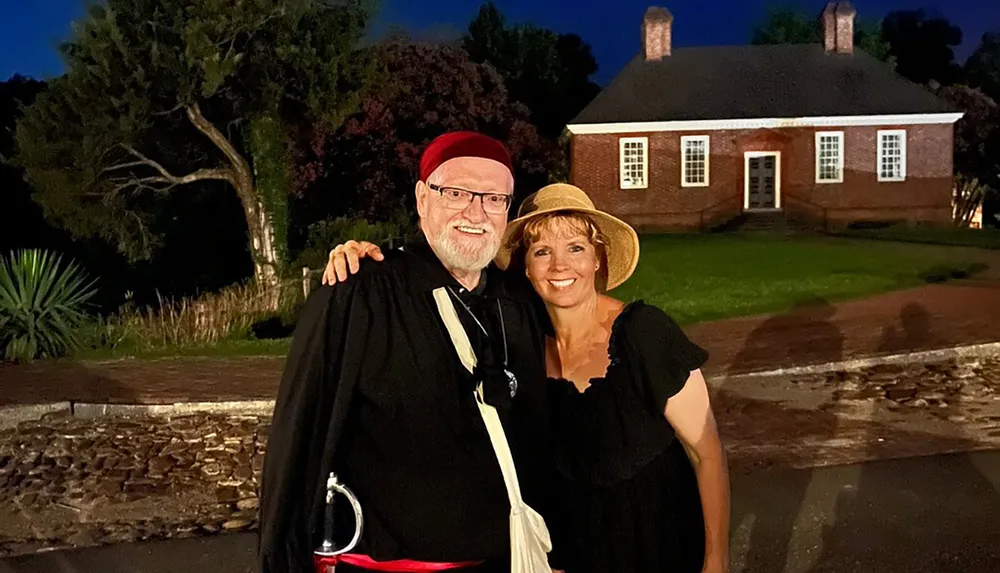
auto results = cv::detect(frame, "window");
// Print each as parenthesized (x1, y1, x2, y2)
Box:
(681, 135, 710, 187)
(815, 131, 844, 183)
(878, 130, 907, 182)
(619, 137, 648, 189)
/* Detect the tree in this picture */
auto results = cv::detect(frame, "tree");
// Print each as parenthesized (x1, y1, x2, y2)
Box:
(15, 0, 375, 289)
(1, 75, 49, 252)
(935, 84, 1000, 229)
(965, 32, 1000, 104)
(462, 2, 601, 140)
(953, 174, 988, 228)
(882, 9, 964, 86)
(750, 5, 821, 45)
(936, 85, 1000, 186)
(292, 39, 560, 247)
(750, 4, 893, 66)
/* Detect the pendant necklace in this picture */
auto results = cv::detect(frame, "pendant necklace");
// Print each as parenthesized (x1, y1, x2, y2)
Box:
(446, 287, 518, 398)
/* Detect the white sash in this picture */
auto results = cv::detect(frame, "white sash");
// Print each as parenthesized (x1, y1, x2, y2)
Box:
(431, 287, 553, 573)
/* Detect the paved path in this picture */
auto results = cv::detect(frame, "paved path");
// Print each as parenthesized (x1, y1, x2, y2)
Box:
(4, 451, 999, 573)
(2, 280, 1000, 405)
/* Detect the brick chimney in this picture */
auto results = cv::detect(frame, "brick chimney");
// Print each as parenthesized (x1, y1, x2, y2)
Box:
(642, 7, 673, 61)
(823, 1, 856, 55)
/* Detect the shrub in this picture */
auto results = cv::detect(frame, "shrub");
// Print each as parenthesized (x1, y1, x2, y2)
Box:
(294, 212, 415, 271)
(0, 249, 98, 362)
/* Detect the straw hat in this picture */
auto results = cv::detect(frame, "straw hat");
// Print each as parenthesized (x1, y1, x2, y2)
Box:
(496, 183, 640, 291)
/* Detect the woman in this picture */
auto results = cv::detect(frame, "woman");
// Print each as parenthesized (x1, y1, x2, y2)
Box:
(324, 183, 730, 573)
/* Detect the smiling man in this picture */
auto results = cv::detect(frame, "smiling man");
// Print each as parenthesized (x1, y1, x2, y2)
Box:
(258, 132, 561, 573)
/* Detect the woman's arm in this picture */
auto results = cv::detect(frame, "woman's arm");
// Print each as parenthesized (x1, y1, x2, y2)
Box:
(664, 368, 731, 573)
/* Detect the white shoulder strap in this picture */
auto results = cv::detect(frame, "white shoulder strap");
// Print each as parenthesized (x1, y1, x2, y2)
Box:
(431, 287, 552, 571)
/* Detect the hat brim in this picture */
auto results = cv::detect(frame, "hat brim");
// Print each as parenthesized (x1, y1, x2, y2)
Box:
(496, 205, 640, 291)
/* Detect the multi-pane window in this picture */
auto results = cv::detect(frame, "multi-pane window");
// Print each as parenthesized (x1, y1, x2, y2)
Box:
(878, 130, 907, 181)
(619, 137, 648, 189)
(816, 131, 844, 183)
(681, 135, 710, 187)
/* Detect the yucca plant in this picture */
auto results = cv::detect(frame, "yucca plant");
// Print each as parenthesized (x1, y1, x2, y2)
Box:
(0, 249, 98, 362)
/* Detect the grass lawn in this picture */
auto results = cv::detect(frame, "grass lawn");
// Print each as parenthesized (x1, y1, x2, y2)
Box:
(612, 233, 987, 325)
(71, 234, 990, 359)
(831, 225, 1000, 250)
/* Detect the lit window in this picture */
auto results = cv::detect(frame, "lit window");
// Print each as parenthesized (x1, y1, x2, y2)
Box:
(681, 136, 710, 187)
(878, 130, 906, 182)
(816, 132, 844, 183)
(619, 137, 648, 189)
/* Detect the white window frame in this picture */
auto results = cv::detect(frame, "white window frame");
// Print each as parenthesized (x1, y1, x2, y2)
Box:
(619, 137, 648, 190)
(680, 135, 710, 188)
(877, 129, 907, 182)
(815, 131, 844, 183)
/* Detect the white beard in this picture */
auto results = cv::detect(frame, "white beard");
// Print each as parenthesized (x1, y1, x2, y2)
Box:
(429, 225, 500, 272)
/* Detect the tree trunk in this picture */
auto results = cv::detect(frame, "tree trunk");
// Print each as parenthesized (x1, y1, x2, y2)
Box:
(953, 175, 986, 228)
(185, 104, 286, 307)
(236, 178, 282, 285)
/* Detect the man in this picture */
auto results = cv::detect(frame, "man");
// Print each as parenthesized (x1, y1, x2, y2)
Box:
(258, 132, 560, 573)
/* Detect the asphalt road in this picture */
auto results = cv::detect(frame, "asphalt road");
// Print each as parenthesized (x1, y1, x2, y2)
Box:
(3, 451, 999, 573)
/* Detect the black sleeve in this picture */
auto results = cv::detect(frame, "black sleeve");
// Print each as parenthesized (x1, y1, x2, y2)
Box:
(257, 278, 373, 573)
(622, 303, 709, 416)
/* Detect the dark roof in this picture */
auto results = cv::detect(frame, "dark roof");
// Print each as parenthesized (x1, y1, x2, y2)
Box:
(570, 44, 957, 124)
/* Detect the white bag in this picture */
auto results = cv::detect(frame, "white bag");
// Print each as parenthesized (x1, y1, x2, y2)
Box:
(432, 287, 553, 573)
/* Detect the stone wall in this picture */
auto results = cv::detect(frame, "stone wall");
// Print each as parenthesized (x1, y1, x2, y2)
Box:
(2, 354, 998, 558)
(0, 413, 267, 556)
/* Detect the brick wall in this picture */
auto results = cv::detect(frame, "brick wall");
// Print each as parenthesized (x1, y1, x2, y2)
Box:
(570, 123, 955, 231)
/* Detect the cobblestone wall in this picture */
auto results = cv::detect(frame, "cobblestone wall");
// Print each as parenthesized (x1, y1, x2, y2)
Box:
(0, 413, 267, 555)
(1, 355, 999, 557)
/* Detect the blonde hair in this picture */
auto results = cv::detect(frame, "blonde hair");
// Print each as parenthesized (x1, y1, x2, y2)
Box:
(519, 212, 606, 251)
(510, 211, 610, 292)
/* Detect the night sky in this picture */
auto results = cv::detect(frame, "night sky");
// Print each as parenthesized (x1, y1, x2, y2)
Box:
(1, 0, 996, 86)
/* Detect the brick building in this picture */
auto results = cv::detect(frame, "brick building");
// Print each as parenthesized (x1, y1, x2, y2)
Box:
(566, 2, 964, 231)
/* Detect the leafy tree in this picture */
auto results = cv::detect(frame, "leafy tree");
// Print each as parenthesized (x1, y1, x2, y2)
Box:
(936, 84, 1000, 188)
(882, 9, 964, 85)
(1, 75, 50, 252)
(462, 2, 600, 140)
(965, 31, 1000, 104)
(751, 5, 822, 45)
(292, 39, 560, 252)
(14, 0, 376, 289)
(750, 4, 893, 66)
(935, 84, 1000, 229)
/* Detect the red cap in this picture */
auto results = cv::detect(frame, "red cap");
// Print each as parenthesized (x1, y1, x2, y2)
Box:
(419, 131, 514, 182)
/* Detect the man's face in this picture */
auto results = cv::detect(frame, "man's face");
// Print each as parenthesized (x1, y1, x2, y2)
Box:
(416, 157, 513, 273)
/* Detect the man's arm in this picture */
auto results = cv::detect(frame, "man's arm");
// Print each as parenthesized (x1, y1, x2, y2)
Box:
(321, 240, 384, 285)
(258, 286, 354, 573)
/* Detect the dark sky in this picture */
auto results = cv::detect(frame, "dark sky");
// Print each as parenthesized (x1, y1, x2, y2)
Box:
(2, 0, 996, 86)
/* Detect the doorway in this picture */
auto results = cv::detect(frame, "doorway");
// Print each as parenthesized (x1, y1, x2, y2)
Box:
(744, 152, 781, 210)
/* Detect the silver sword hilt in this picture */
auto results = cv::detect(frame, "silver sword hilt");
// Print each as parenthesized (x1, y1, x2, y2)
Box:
(314, 472, 364, 558)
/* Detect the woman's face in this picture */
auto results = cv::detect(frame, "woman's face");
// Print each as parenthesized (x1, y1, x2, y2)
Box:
(523, 217, 600, 308)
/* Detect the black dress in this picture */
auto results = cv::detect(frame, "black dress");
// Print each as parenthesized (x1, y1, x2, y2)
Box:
(546, 300, 710, 573)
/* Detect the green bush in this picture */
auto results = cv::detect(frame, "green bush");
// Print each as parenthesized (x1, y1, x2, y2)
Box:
(294, 212, 415, 271)
(0, 249, 98, 362)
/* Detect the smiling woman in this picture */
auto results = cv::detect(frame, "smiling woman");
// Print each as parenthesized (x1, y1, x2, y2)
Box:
(493, 183, 732, 573)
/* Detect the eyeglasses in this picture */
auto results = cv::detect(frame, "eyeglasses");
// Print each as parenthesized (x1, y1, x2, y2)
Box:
(428, 183, 512, 215)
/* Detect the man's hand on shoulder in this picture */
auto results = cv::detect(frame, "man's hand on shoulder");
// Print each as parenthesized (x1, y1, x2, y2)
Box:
(321, 240, 385, 285)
